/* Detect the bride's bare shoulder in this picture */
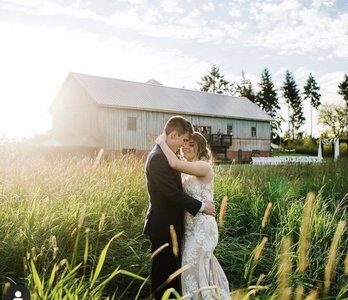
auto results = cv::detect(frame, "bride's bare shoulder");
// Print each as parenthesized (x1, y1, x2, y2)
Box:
(198, 160, 213, 169)
(195, 160, 213, 176)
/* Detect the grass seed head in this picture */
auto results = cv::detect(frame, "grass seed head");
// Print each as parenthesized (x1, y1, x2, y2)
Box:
(31, 247, 37, 261)
(50, 235, 57, 248)
(169, 225, 179, 257)
(278, 236, 292, 300)
(294, 285, 304, 300)
(254, 237, 268, 261)
(71, 227, 77, 237)
(78, 204, 86, 229)
(298, 192, 316, 273)
(150, 243, 169, 259)
(23, 257, 28, 271)
(305, 289, 318, 300)
(219, 196, 228, 228)
(261, 202, 272, 228)
(3, 282, 11, 296)
(98, 213, 106, 233)
(324, 220, 346, 297)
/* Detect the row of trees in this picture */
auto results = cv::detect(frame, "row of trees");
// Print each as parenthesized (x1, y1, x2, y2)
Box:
(198, 65, 348, 140)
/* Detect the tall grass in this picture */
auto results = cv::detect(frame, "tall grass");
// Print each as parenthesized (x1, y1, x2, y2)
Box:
(0, 148, 347, 299)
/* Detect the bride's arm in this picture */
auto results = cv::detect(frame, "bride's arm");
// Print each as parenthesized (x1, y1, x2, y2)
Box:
(156, 134, 212, 178)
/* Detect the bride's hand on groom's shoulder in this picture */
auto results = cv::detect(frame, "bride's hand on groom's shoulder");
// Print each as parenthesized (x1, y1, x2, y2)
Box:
(155, 132, 166, 145)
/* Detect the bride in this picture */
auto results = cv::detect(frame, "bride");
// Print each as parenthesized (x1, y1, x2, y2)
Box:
(156, 131, 230, 300)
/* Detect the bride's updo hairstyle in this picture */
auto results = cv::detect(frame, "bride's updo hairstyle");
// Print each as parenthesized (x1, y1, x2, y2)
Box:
(190, 131, 212, 164)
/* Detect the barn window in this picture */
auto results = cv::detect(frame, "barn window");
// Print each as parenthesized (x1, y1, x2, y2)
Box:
(227, 124, 233, 135)
(128, 117, 136, 131)
(251, 126, 257, 137)
(194, 126, 211, 135)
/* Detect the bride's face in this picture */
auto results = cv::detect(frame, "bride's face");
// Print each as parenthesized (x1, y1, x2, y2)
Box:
(181, 139, 197, 161)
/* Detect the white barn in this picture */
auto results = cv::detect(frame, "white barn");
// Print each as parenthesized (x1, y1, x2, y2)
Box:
(48, 72, 273, 162)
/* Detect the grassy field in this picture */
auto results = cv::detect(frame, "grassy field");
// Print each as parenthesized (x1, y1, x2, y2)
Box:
(0, 148, 347, 299)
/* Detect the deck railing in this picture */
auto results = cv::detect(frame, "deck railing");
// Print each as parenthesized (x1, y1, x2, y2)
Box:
(203, 134, 232, 148)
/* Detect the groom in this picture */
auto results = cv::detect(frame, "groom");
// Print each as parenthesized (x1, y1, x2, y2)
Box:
(143, 116, 215, 299)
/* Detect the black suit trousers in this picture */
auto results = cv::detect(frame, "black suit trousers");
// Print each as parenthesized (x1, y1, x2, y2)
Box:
(150, 236, 182, 300)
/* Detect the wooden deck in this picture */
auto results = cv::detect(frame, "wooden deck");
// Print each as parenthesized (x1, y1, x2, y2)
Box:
(203, 134, 232, 159)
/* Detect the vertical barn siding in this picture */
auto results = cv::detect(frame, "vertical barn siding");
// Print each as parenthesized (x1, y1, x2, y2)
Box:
(97, 108, 271, 152)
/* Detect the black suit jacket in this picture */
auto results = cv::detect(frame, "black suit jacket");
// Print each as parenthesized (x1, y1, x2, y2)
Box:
(143, 145, 202, 242)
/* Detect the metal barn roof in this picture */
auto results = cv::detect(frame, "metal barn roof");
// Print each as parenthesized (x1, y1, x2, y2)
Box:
(65, 72, 273, 122)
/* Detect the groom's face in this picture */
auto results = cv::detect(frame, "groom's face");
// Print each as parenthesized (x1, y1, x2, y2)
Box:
(173, 131, 190, 151)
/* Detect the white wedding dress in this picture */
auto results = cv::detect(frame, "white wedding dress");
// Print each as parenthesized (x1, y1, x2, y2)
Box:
(181, 173, 230, 300)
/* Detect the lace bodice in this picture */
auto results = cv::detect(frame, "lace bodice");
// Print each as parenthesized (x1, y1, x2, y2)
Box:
(181, 173, 214, 204)
(181, 173, 215, 235)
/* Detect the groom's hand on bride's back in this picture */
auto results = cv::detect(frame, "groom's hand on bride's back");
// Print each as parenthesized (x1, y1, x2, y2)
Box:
(203, 201, 215, 216)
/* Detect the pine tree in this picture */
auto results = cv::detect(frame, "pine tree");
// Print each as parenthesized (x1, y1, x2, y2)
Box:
(256, 68, 281, 139)
(338, 73, 348, 104)
(235, 71, 256, 103)
(198, 64, 233, 95)
(282, 70, 305, 140)
(303, 73, 321, 137)
(338, 73, 348, 140)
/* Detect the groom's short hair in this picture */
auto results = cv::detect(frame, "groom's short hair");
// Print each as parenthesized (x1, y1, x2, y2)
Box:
(164, 116, 194, 136)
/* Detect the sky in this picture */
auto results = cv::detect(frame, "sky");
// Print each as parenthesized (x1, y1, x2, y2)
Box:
(0, 0, 347, 138)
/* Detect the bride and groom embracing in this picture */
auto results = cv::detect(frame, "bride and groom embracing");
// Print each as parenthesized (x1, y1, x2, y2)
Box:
(143, 116, 230, 300)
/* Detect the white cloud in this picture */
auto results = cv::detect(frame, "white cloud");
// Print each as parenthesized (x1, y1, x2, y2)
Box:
(104, 7, 156, 30)
(249, 1, 348, 58)
(311, 0, 335, 9)
(0, 0, 237, 44)
(118, 0, 144, 4)
(318, 71, 346, 104)
(292, 66, 314, 82)
(228, 6, 241, 18)
(254, 0, 300, 17)
(4, 0, 346, 59)
(160, 0, 183, 14)
(1, 0, 98, 19)
(201, 2, 215, 13)
(228, 1, 243, 18)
